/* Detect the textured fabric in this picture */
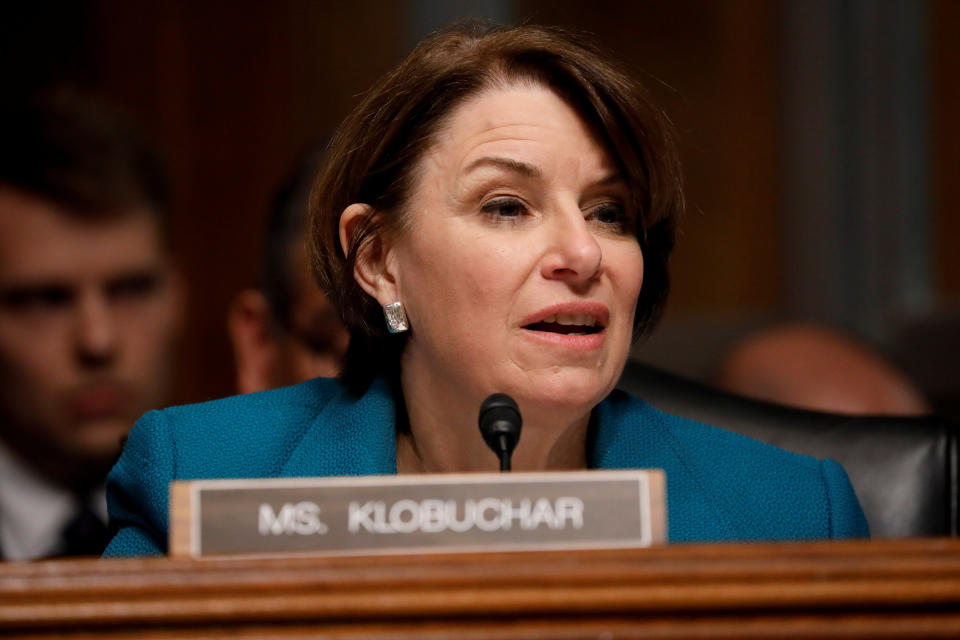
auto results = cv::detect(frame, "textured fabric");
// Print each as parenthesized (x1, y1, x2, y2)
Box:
(103, 377, 868, 557)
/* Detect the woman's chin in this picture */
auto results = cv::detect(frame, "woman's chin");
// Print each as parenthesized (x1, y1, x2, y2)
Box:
(511, 367, 615, 414)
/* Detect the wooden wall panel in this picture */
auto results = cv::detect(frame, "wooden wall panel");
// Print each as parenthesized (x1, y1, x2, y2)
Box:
(933, 0, 960, 300)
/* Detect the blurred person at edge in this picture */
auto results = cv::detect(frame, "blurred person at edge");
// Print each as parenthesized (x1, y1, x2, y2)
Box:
(712, 323, 931, 417)
(228, 150, 349, 394)
(105, 23, 868, 556)
(0, 90, 183, 560)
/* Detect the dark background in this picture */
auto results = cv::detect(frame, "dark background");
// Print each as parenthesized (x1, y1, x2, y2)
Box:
(2, 0, 957, 415)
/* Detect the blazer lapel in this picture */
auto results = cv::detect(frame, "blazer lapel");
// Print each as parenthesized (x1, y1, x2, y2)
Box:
(280, 378, 398, 478)
(591, 391, 739, 542)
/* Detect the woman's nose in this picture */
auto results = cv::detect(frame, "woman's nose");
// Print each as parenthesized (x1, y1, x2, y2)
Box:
(74, 291, 117, 366)
(540, 209, 604, 286)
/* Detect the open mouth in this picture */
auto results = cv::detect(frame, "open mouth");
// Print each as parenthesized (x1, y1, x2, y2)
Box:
(523, 314, 604, 337)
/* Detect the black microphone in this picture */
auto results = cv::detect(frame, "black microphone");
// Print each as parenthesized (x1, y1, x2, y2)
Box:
(478, 393, 522, 472)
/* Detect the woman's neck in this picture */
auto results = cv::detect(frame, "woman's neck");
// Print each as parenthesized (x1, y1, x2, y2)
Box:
(396, 361, 591, 474)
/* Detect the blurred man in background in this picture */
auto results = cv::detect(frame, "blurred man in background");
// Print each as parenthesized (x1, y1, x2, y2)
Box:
(0, 90, 183, 559)
(712, 323, 930, 416)
(228, 149, 348, 394)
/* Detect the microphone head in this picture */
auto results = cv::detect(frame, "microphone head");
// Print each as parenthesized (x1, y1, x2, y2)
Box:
(478, 393, 522, 456)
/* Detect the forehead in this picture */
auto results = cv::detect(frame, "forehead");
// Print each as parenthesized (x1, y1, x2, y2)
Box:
(425, 83, 613, 170)
(0, 187, 166, 282)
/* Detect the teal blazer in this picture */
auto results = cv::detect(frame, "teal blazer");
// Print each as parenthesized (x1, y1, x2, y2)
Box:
(103, 377, 868, 556)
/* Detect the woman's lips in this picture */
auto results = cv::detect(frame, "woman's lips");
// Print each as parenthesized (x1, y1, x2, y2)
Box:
(519, 302, 609, 351)
(520, 302, 610, 329)
(520, 326, 606, 351)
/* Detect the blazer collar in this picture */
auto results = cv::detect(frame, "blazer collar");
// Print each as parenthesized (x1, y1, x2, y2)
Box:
(280, 378, 398, 478)
(590, 390, 739, 541)
(278, 382, 735, 541)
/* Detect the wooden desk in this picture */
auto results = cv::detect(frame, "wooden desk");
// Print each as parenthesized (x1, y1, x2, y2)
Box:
(3, 538, 960, 638)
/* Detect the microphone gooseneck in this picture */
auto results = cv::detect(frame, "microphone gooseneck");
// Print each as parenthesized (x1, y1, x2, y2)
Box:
(478, 393, 522, 472)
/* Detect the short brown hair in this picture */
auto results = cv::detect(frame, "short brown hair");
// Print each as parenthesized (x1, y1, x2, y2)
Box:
(310, 22, 683, 392)
(0, 88, 170, 230)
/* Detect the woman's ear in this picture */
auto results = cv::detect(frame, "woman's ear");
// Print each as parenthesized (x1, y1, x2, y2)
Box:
(338, 203, 399, 306)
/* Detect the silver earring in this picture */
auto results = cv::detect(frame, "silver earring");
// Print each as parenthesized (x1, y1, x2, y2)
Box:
(383, 301, 409, 334)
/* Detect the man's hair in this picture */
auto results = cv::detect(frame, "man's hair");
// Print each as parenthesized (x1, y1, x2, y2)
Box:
(310, 22, 684, 393)
(260, 147, 326, 331)
(0, 88, 170, 229)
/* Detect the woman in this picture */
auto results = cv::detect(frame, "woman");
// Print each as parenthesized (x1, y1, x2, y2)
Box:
(104, 24, 867, 556)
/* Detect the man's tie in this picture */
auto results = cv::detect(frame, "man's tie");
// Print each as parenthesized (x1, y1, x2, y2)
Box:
(59, 503, 109, 557)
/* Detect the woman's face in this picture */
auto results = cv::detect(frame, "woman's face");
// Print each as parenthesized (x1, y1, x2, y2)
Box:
(389, 84, 644, 415)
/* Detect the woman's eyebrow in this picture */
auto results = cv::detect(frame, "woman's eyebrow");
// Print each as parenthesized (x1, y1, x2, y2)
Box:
(463, 156, 542, 178)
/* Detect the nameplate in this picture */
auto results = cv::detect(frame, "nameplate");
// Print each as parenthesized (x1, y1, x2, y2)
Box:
(169, 470, 665, 558)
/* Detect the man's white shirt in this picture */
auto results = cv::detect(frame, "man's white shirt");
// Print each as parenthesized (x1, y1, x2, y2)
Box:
(0, 438, 106, 560)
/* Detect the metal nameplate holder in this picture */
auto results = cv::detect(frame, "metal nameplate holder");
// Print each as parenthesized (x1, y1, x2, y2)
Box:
(169, 470, 666, 558)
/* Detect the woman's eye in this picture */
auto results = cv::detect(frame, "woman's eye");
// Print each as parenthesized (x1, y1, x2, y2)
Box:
(590, 202, 630, 229)
(481, 197, 527, 219)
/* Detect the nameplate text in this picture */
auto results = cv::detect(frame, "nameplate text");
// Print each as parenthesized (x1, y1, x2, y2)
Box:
(169, 470, 665, 557)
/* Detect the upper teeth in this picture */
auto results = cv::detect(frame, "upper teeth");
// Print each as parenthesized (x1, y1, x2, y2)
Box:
(543, 314, 597, 327)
